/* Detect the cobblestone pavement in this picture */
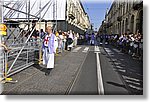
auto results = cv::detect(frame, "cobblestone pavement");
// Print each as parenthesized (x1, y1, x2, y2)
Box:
(2, 45, 88, 95)
(1, 45, 143, 95)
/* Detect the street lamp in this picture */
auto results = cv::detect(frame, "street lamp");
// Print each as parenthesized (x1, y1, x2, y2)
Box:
(103, 20, 107, 34)
(103, 20, 108, 46)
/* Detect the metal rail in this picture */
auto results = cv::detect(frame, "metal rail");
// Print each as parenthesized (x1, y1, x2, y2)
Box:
(0, 0, 57, 83)
(0, 0, 57, 82)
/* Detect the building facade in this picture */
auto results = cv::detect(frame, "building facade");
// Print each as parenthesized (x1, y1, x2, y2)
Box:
(4, 0, 91, 34)
(98, 0, 143, 35)
(36, 0, 91, 34)
(66, 0, 91, 33)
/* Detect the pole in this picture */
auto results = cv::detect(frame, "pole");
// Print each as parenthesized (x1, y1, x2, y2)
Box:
(1, 0, 3, 23)
(0, 0, 17, 83)
(0, 0, 3, 86)
(39, 0, 42, 64)
(7, 0, 53, 74)
(53, 0, 57, 33)
(53, 0, 55, 32)
(28, 0, 30, 32)
(27, 0, 30, 64)
(0, 0, 4, 77)
(56, 0, 57, 32)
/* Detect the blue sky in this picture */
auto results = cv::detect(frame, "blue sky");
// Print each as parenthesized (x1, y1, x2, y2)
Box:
(81, 0, 112, 31)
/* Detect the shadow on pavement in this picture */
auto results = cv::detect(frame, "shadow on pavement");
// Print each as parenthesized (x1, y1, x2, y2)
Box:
(103, 45, 143, 95)
(33, 64, 47, 73)
(106, 81, 127, 90)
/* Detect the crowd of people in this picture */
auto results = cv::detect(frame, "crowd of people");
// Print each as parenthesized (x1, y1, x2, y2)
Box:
(85, 33, 96, 45)
(55, 30, 79, 52)
(83, 31, 143, 61)
(29, 28, 81, 51)
(0, 26, 81, 76)
(37, 27, 80, 75)
(99, 32, 143, 61)
(38, 29, 80, 53)
(1, 26, 143, 76)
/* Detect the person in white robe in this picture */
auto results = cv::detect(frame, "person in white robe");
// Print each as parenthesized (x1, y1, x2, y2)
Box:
(42, 34, 50, 65)
(43, 26, 58, 75)
(68, 30, 74, 51)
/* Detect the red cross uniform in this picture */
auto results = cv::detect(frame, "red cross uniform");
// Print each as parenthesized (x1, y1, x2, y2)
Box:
(43, 35, 50, 65)
(44, 35, 50, 47)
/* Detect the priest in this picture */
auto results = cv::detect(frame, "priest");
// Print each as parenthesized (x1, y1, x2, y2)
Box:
(42, 26, 58, 76)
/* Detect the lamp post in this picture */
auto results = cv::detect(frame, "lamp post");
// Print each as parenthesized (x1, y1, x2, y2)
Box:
(103, 20, 108, 46)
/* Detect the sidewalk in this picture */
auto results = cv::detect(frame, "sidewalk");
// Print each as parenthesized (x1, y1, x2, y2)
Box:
(2, 46, 87, 95)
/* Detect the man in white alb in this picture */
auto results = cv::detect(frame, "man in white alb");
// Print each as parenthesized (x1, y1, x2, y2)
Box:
(42, 26, 58, 75)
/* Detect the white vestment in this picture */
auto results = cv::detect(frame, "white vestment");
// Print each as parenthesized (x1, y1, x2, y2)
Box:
(47, 35, 58, 68)
(43, 35, 50, 65)
(68, 43, 73, 48)
(68, 33, 74, 48)
(43, 47, 48, 65)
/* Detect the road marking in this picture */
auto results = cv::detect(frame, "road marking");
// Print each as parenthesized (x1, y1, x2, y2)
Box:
(128, 84, 143, 91)
(82, 47, 89, 53)
(72, 47, 82, 52)
(123, 76, 141, 82)
(113, 48, 120, 53)
(95, 46, 104, 95)
(125, 80, 141, 85)
(94, 46, 100, 52)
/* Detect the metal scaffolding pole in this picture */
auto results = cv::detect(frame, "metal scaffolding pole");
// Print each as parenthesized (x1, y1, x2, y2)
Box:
(0, 0, 56, 82)
(53, 0, 57, 33)
(7, 0, 53, 74)
(3, 4, 40, 19)
(38, 0, 42, 64)
(4, 0, 52, 46)
(4, 0, 20, 18)
(28, 0, 30, 32)
(56, 0, 57, 32)
(9, 0, 25, 18)
(1, 0, 4, 23)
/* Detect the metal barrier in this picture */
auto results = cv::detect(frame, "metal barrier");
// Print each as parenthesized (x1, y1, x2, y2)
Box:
(0, 39, 41, 83)
(0, 0, 56, 83)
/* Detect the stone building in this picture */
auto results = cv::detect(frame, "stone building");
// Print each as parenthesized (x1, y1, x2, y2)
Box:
(4, 0, 91, 34)
(35, 0, 91, 34)
(66, 0, 91, 34)
(98, 0, 143, 35)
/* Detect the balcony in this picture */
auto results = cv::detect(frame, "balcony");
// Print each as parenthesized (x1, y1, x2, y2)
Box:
(83, 24, 87, 29)
(117, 16, 122, 22)
(133, 1, 143, 10)
(109, 23, 113, 27)
(68, 13, 75, 20)
(105, 23, 113, 28)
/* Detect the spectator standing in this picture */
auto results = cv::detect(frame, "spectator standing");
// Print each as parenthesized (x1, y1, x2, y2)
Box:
(68, 30, 74, 51)
(90, 33, 95, 45)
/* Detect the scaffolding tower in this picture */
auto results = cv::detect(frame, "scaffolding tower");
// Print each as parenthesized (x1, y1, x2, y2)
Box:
(0, 0, 58, 82)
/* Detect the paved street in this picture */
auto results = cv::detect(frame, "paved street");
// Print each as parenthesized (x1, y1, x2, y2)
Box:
(1, 0, 143, 96)
(1, 44, 143, 95)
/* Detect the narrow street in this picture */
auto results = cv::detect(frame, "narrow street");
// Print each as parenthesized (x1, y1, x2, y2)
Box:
(0, 0, 143, 96)
(2, 44, 143, 95)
